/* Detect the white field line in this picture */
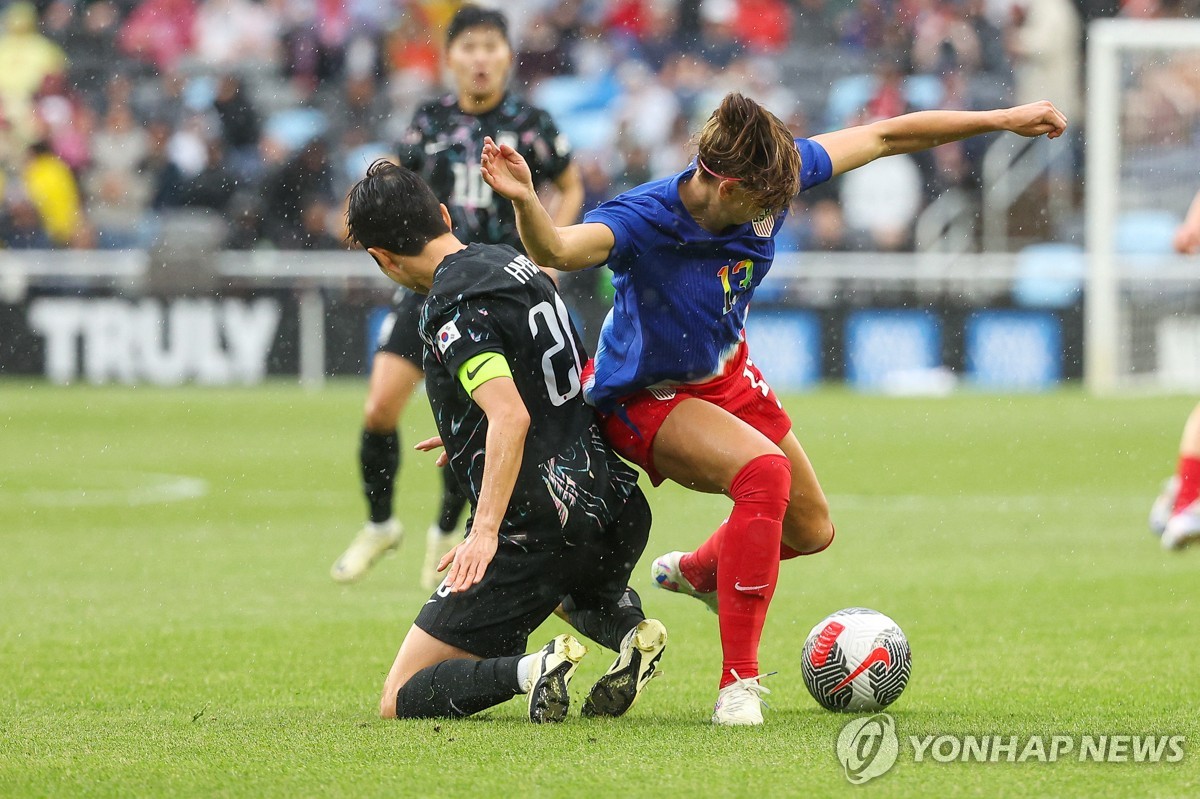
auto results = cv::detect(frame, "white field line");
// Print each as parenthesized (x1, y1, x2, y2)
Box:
(17, 473, 209, 507)
(827, 493, 1148, 513)
(4, 479, 1151, 513)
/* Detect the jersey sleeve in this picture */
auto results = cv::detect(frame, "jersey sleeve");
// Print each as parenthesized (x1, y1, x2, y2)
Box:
(396, 108, 432, 172)
(457, 351, 514, 396)
(424, 298, 507, 379)
(795, 138, 833, 192)
(582, 197, 643, 272)
(523, 108, 572, 185)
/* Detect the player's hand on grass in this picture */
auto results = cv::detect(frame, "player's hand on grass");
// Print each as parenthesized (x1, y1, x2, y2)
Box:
(414, 435, 449, 468)
(440, 529, 498, 592)
(481, 136, 534, 200)
(1003, 100, 1068, 139)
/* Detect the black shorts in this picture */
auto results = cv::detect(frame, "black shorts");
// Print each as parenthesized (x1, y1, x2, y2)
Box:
(375, 290, 424, 366)
(414, 487, 652, 659)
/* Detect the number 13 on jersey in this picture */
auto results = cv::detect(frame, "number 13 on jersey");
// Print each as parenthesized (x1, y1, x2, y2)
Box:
(719, 259, 754, 315)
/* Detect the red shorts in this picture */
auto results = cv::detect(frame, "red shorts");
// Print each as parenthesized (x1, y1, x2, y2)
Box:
(593, 343, 792, 486)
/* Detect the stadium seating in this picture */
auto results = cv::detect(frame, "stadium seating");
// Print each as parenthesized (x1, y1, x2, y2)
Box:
(1115, 209, 1180, 256)
(1012, 241, 1086, 309)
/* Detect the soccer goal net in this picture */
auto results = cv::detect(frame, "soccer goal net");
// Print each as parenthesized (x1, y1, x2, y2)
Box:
(1086, 19, 1200, 393)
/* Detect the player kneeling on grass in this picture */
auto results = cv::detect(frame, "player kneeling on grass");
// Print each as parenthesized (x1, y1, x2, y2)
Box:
(346, 160, 666, 722)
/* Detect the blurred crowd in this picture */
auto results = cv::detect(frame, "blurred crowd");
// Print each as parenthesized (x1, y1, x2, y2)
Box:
(0, 0, 1196, 254)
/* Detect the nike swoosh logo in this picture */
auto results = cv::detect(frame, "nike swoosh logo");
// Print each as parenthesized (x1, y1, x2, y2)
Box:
(829, 646, 892, 694)
(466, 355, 496, 381)
(733, 581, 770, 593)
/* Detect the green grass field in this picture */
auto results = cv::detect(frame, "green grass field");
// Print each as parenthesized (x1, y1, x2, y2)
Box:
(1, 381, 1197, 798)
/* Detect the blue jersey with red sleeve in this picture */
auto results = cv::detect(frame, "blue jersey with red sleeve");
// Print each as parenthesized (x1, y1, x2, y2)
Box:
(581, 138, 833, 410)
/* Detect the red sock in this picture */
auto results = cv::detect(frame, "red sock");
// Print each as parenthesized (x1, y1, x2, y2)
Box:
(779, 525, 835, 560)
(686, 517, 834, 584)
(1175, 456, 1200, 514)
(679, 522, 725, 593)
(716, 454, 791, 689)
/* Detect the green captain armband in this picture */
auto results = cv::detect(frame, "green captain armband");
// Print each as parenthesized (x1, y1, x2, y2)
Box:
(457, 351, 513, 396)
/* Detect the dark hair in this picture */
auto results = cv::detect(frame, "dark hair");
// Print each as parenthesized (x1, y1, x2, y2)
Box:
(695, 93, 801, 214)
(446, 4, 509, 47)
(346, 160, 449, 255)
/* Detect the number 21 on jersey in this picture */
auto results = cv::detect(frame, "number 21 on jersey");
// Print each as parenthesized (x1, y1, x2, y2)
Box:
(528, 293, 582, 406)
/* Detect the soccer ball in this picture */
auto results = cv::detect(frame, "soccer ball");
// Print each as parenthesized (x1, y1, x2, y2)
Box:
(801, 608, 912, 712)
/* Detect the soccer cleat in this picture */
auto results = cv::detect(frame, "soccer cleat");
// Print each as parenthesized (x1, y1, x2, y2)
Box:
(650, 551, 718, 614)
(712, 670, 773, 726)
(526, 634, 588, 723)
(1149, 475, 1180, 537)
(1161, 499, 1200, 551)
(582, 619, 668, 718)
(421, 524, 461, 591)
(330, 519, 403, 583)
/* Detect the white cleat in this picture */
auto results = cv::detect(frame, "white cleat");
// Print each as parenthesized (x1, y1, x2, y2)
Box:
(712, 670, 773, 726)
(525, 634, 588, 723)
(330, 519, 402, 583)
(650, 551, 718, 614)
(583, 619, 668, 718)
(421, 524, 462, 591)
(1149, 476, 1180, 537)
(1161, 499, 1200, 551)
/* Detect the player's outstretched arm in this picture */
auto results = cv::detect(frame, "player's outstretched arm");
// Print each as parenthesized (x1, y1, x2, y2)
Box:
(441, 375, 529, 593)
(1174, 189, 1200, 255)
(812, 100, 1068, 177)
(548, 163, 586, 227)
(481, 136, 614, 271)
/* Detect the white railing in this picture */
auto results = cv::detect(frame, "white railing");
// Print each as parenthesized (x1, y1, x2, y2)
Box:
(6, 249, 1199, 388)
(981, 135, 1074, 253)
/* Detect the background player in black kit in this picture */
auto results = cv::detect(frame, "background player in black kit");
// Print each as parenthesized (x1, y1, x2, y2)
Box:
(332, 5, 584, 586)
(345, 160, 664, 722)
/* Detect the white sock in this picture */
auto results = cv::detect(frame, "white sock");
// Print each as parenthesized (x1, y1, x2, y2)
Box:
(427, 523, 457, 541)
(515, 653, 537, 693)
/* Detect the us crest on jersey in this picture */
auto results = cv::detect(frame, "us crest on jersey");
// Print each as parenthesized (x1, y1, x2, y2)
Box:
(752, 214, 775, 238)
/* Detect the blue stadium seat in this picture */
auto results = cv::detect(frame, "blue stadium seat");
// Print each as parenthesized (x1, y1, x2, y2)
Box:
(1115, 210, 1181, 274)
(264, 108, 329, 152)
(531, 74, 622, 152)
(1012, 242, 1086, 309)
(825, 73, 946, 129)
(1115, 210, 1179, 256)
(344, 142, 394, 185)
(183, 75, 217, 112)
(824, 74, 874, 129)
(903, 74, 944, 110)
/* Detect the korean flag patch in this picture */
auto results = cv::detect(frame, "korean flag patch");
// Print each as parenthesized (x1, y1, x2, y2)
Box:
(436, 320, 462, 353)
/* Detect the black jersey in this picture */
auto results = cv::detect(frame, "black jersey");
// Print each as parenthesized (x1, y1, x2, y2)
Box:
(419, 243, 638, 547)
(397, 93, 571, 250)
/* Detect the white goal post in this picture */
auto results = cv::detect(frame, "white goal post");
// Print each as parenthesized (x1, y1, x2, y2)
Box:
(1086, 19, 1200, 393)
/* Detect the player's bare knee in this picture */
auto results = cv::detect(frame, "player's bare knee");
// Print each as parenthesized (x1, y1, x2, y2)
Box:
(809, 518, 835, 553)
(379, 680, 403, 719)
(363, 395, 400, 433)
(783, 508, 833, 553)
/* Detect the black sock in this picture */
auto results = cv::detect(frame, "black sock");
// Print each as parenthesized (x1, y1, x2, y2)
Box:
(360, 429, 399, 524)
(561, 587, 646, 651)
(394, 655, 524, 719)
(437, 466, 469, 533)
